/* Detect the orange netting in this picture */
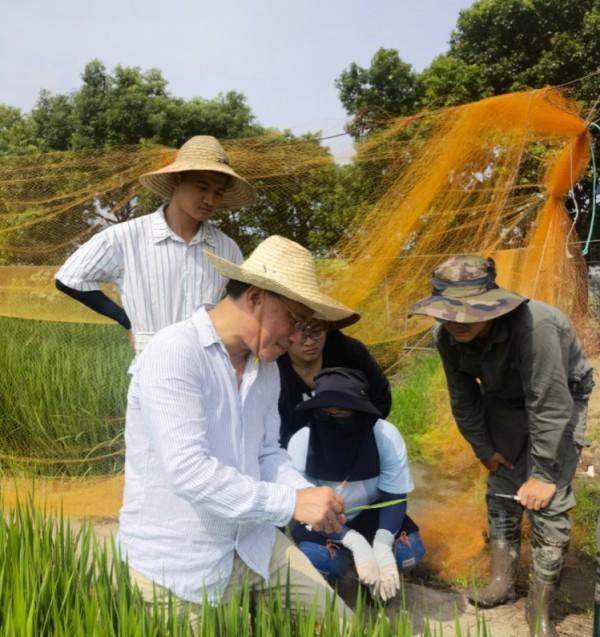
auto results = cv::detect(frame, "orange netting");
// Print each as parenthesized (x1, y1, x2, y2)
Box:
(0, 89, 594, 554)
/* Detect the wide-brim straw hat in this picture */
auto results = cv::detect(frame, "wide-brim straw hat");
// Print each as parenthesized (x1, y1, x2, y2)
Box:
(139, 135, 256, 209)
(205, 235, 360, 328)
(409, 255, 528, 323)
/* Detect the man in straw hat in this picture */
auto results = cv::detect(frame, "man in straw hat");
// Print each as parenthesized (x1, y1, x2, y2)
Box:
(117, 235, 360, 626)
(409, 255, 593, 637)
(55, 135, 255, 354)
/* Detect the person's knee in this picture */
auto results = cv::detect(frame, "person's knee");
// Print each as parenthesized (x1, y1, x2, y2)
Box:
(298, 541, 349, 581)
(394, 531, 426, 572)
(530, 510, 571, 549)
(486, 504, 523, 541)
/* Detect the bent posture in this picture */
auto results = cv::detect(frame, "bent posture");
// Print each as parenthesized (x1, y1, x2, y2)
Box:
(410, 255, 592, 637)
(278, 324, 392, 449)
(117, 236, 360, 627)
(288, 367, 424, 602)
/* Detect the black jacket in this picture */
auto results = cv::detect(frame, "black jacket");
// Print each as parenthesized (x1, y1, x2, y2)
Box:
(277, 330, 392, 448)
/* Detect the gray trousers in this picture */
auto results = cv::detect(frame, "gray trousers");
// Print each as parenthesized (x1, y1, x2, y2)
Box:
(486, 440, 580, 584)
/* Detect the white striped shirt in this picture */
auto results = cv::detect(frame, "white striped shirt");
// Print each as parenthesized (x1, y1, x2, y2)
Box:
(117, 308, 311, 604)
(55, 206, 243, 353)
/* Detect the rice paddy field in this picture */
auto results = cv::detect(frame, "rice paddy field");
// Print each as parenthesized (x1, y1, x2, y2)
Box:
(0, 317, 130, 476)
(0, 316, 597, 635)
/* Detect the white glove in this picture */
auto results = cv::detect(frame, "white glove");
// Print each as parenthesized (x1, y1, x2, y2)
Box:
(372, 529, 400, 601)
(341, 529, 379, 586)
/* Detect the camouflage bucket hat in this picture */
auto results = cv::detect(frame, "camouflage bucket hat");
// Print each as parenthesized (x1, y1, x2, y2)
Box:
(408, 255, 528, 323)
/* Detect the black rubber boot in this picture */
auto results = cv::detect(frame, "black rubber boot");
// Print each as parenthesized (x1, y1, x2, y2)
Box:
(525, 577, 558, 637)
(468, 538, 519, 608)
(594, 602, 600, 637)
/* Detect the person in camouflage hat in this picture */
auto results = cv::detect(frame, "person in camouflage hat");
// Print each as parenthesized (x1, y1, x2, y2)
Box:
(408, 254, 527, 324)
(410, 255, 593, 637)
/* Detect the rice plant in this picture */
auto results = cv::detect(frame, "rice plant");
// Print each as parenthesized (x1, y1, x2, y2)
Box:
(0, 317, 131, 475)
(0, 502, 493, 636)
(387, 354, 440, 458)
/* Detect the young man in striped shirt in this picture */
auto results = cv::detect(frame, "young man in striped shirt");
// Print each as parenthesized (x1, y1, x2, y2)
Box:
(55, 136, 255, 354)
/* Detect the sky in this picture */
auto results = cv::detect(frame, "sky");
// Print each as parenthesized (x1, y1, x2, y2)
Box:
(0, 0, 474, 158)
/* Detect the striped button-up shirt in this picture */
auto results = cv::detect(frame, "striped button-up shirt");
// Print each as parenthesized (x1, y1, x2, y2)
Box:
(55, 206, 242, 352)
(117, 308, 311, 603)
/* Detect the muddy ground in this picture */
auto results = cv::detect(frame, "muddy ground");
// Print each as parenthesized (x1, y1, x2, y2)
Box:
(81, 356, 600, 636)
(87, 514, 594, 637)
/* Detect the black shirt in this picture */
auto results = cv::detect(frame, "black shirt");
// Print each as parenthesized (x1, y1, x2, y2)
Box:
(277, 330, 392, 448)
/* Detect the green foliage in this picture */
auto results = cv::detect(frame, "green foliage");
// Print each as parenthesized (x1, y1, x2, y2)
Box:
(335, 48, 423, 140)
(0, 317, 131, 476)
(0, 105, 35, 154)
(572, 478, 600, 558)
(22, 59, 261, 152)
(337, 0, 600, 256)
(0, 502, 491, 636)
(420, 55, 492, 107)
(387, 354, 441, 459)
(444, 0, 600, 100)
(0, 59, 363, 256)
(337, 0, 600, 119)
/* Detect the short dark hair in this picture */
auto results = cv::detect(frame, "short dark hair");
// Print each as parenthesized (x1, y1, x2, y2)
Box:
(225, 279, 252, 299)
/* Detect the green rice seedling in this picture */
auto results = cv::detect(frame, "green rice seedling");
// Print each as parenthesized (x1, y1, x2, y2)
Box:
(573, 479, 600, 558)
(0, 317, 131, 475)
(387, 354, 440, 458)
(0, 501, 500, 636)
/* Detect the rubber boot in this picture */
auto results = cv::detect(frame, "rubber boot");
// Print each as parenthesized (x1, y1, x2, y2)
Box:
(468, 538, 519, 608)
(525, 577, 558, 637)
(594, 602, 600, 637)
(526, 541, 567, 637)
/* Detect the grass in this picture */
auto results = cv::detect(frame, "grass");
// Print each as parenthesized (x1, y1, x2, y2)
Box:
(386, 353, 441, 459)
(573, 478, 600, 558)
(0, 501, 492, 636)
(0, 317, 131, 475)
(0, 317, 442, 476)
(0, 314, 597, 595)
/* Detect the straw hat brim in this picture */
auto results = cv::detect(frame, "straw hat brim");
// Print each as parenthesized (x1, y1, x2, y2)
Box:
(409, 288, 528, 323)
(205, 251, 360, 329)
(139, 160, 256, 209)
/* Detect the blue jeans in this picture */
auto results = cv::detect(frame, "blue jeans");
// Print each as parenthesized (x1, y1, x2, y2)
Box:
(299, 530, 426, 582)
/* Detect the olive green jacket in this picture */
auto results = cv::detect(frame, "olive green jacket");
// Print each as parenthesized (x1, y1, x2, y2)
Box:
(435, 300, 593, 484)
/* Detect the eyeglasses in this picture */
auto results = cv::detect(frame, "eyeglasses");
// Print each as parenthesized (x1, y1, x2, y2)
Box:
(296, 322, 327, 342)
(275, 294, 324, 336)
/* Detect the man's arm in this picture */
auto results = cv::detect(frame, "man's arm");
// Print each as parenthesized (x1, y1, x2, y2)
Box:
(55, 230, 126, 325)
(55, 280, 131, 330)
(519, 321, 576, 484)
(140, 340, 342, 531)
(435, 329, 495, 460)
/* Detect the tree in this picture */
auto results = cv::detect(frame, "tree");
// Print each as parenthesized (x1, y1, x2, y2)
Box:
(0, 105, 35, 154)
(20, 60, 262, 152)
(423, 0, 600, 105)
(0, 61, 356, 262)
(337, 0, 600, 259)
(335, 48, 423, 140)
(214, 133, 354, 254)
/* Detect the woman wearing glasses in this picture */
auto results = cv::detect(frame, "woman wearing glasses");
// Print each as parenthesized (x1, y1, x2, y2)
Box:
(277, 321, 392, 449)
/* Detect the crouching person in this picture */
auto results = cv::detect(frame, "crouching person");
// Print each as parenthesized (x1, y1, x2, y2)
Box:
(117, 236, 361, 631)
(287, 367, 425, 602)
